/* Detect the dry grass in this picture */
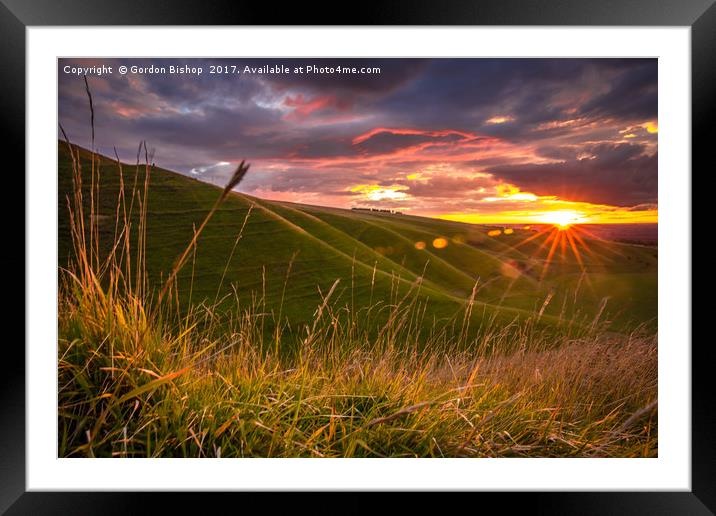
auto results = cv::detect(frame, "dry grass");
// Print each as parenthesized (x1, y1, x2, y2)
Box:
(58, 285, 657, 457)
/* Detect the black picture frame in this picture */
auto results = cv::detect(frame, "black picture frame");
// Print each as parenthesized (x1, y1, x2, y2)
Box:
(3, 0, 710, 513)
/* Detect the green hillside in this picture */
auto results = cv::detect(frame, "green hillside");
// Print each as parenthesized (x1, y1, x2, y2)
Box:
(58, 142, 657, 334)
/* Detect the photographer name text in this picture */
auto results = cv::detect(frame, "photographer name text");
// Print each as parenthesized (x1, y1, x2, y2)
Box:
(62, 64, 382, 77)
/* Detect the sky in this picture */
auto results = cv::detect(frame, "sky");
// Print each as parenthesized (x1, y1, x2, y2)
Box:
(58, 58, 658, 224)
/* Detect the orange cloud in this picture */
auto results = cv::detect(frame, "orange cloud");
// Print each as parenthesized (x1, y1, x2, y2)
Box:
(351, 127, 476, 145)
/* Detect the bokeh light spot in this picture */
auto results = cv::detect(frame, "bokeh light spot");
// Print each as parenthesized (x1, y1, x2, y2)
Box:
(432, 237, 448, 249)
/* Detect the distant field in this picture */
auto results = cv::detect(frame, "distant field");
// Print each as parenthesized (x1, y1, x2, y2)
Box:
(58, 142, 657, 334)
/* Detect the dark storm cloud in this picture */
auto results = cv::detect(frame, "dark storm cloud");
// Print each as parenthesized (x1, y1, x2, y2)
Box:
(371, 59, 655, 133)
(58, 57, 657, 212)
(578, 60, 657, 121)
(487, 143, 657, 206)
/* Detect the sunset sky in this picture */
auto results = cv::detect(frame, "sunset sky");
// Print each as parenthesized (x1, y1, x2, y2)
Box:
(58, 58, 657, 224)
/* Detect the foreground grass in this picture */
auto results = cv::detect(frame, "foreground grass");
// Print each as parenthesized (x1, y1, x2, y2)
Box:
(58, 267, 657, 458)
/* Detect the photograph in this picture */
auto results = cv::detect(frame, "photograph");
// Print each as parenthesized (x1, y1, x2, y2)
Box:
(56, 57, 658, 459)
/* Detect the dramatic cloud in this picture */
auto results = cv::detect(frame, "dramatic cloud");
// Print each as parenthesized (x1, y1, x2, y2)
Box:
(489, 143, 657, 206)
(58, 57, 657, 223)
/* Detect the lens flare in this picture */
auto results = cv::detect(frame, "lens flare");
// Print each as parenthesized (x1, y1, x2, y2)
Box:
(537, 210, 586, 229)
(432, 237, 448, 249)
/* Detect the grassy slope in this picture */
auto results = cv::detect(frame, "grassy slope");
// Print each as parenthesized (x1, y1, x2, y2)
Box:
(58, 142, 657, 331)
(57, 142, 658, 458)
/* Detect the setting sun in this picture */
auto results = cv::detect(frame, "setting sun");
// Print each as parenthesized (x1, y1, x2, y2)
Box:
(537, 210, 586, 228)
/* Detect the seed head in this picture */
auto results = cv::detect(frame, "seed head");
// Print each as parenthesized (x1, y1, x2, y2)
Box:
(222, 160, 250, 199)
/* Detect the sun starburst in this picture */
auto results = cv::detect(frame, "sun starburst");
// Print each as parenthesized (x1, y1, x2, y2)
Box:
(536, 210, 586, 229)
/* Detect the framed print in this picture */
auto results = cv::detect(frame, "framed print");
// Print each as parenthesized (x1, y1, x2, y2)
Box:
(3, 0, 712, 513)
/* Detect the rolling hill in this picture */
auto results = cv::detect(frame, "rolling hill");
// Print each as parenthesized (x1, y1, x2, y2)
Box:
(57, 142, 657, 335)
